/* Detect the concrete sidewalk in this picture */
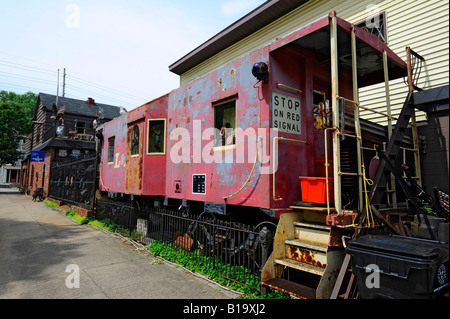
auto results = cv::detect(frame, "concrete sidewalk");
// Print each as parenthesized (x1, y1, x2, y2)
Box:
(0, 193, 237, 299)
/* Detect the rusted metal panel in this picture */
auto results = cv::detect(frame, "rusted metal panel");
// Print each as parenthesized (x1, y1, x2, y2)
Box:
(286, 245, 327, 268)
(125, 119, 144, 195)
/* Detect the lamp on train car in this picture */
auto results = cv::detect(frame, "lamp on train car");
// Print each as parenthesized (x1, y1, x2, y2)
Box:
(252, 62, 268, 84)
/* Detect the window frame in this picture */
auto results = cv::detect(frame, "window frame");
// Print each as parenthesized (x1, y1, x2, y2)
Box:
(212, 98, 237, 151)
(130, 125, 140, 157)
(356, 11, 388, 44)
(75, 120, 86, 134)
(146, 118, 166, 155)
(107, 137, 115, 164)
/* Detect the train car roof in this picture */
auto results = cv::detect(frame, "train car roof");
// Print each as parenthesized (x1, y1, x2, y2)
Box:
(268, 12, 407, 88)
(170, 6, 407, 88)
(169, 0, 310, 75)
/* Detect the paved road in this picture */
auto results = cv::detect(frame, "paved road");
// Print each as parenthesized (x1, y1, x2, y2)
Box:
(0, 192, 236, 299)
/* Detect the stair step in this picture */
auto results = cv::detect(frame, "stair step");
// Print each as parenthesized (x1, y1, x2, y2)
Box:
(262, 278, 316, 299)
(293, 221, 330, 245)
(275, 258, 325, 276)
(285, 239, 328, 252)
(294, 221, 331, 231)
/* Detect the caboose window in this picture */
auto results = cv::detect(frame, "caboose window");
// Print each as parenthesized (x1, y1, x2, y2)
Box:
(213, 99, 236, 148)
(108, 137, 115, 163)
(147, 119, 166, 155)
(313, 90, 326, 117)
(130, 125, 140, 156)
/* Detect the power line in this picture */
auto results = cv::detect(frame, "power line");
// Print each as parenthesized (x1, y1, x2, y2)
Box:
(67, 69, 150, 99)
(0, 58, 149, 108)
(0, 71, 56, 86)
(64, 84, 137, 107)
(66, 74, 147, 102)
(0, 60, 56, 76)
(0, 81, 52, 94)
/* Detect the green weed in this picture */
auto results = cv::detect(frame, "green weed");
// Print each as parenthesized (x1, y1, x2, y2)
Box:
(147, 241, 289, 299)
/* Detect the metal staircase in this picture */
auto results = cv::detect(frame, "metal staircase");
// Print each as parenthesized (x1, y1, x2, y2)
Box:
(261, 210, 345, 299)
(368, 92, 415, 206)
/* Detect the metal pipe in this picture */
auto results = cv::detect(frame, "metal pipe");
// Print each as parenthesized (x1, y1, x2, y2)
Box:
(352, 26, 364, 213)
(324, 127, 335, 215)
(223, 138, 260, 200)
(370, 204, 401, 235)
(330, 13, 341, 215)
(276, 83, 302, 94)
(357, 104, 396, 119)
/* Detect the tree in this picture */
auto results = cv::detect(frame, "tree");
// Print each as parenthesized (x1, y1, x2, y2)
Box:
(0, 91, 37, 167)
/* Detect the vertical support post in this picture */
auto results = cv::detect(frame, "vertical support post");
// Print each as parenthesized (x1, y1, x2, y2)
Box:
(383, 51, 397, 208)
(56, 69, 60, 107)
(351, 26, 363, 213)
(62, 68, 66, 98)
(259, 226, 273, 268)
(330, 13, 342, 215)
(406, 47, 422, 187)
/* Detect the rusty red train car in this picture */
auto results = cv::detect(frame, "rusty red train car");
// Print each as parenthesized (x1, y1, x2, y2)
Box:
(97, 14, 404, 224)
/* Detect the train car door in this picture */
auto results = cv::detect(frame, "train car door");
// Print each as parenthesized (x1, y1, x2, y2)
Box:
(126, 119, 144, 195)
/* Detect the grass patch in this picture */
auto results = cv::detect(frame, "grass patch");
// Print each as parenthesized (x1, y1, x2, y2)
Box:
(147, 241, 289, 299)
(43, 198, 60, 209)
(64, 209, 91, 224)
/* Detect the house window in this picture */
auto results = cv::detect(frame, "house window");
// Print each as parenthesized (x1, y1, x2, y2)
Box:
(147, 119, 166, 154)
(130, 125, 140, 156)
(108, 137, 115, 163)
(213, 99, 236, 148)
(356, 11, 387, 43)
(75, 120, 85, 134)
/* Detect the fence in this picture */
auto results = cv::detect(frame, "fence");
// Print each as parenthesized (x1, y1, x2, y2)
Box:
(48, 154, 97, 209)
(97, 200, 273, 292)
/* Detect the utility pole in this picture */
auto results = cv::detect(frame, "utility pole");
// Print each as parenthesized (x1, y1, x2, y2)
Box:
(56, 69, 60, 107)
(62, 68, 66, 97)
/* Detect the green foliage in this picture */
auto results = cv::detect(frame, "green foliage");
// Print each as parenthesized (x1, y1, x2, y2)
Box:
(147, 241, 289, 299)
(416, 198, 438, 216)
(64, 209, 91, 224)
(43, 198, 60, 208)
(0, 91, 37, 166)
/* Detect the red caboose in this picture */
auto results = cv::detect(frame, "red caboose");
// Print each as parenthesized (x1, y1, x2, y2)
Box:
(98, 14, 405, 223)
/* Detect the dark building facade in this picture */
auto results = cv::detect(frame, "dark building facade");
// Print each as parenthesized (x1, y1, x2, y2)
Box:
(20, 93, 123, 197)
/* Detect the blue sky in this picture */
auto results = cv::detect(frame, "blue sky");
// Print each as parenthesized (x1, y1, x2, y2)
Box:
(0, 0, 265, 109)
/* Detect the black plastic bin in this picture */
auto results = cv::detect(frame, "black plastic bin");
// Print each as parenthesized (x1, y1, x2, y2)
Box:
(346, 234, 449, 299)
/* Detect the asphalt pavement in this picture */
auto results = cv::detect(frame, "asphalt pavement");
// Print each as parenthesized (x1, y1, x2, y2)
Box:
(0, 191, 238, 299)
